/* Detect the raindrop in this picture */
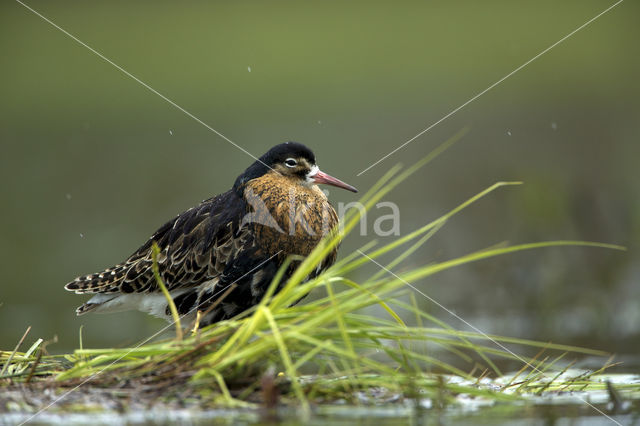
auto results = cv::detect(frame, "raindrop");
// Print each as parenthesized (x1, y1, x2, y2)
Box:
(79, 233, 84, 238)
(247, 66, 252, 72)
(507, 130, 512, 136)
(169, 130, 173, 136)
(551, 122, 557, 130)
(317, 120, 322, 125)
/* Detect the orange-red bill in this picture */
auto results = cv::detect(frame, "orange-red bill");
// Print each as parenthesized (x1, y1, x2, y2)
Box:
(312, 170, 358, 193)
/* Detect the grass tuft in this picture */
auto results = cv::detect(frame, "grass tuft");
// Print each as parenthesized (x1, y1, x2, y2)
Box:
(0, 136, 632, 412)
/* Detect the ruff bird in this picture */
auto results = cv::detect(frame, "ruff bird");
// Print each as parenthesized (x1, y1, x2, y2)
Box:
(65, 142, 357, 326)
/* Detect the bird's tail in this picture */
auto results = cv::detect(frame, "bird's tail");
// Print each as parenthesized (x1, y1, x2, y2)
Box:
(64, 263, 132, 294)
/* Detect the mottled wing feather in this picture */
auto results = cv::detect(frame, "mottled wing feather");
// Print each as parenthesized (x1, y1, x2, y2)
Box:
(64, 190, 249, 295)
(66, 171, 344, 326)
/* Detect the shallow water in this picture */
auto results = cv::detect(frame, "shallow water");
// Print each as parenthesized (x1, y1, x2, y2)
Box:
(4, 373, 638, 426)
(3, 404, 638, 426)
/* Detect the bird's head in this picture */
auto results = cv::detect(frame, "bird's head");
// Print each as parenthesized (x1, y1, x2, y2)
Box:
(234, 142, 358, 194)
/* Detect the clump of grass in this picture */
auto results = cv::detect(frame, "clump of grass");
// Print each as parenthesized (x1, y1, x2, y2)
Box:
(0, 330, 67, 383)
(0, 133, 629, 413)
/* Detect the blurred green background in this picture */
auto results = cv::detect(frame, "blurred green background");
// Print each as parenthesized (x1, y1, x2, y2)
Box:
(1, 0, 638, 362)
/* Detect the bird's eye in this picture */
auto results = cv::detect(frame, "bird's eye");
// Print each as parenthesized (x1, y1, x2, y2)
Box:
(284, 158, 298, 168)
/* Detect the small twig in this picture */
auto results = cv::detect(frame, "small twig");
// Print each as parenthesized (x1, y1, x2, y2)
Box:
(474, 367, 490, 385)
(1, 326, 31, 377)
(190, 283, 238, 332)
(25, 349, 43, 384)
(191, 310, 203, 335)
(606, 380, 629, 413)
(502, 345, 547, 390)
(261, 366, 279, 410)
(535, 360, 576, 395)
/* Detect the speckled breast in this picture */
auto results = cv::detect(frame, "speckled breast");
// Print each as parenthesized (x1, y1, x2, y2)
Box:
(243, 172, 339, 257)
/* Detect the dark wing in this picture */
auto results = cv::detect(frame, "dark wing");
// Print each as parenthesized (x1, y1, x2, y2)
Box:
(65, 190, 251, 295)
